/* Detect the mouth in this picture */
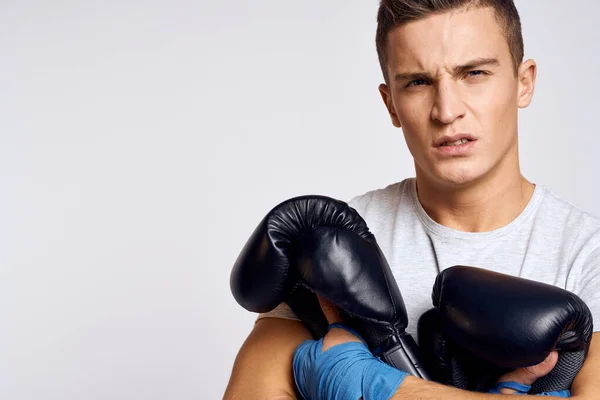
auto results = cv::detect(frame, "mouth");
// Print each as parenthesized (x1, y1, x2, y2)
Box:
(434, 134, 477, 148)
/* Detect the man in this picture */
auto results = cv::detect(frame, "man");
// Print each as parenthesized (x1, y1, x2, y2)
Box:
(224, 0, 600, 398)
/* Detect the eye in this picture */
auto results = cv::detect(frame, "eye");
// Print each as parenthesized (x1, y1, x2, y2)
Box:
(467, 70, 487, 77)
(406, 79, 428, 88)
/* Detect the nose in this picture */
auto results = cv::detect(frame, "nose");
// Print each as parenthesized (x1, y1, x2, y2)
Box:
(430, 80, 466, 125)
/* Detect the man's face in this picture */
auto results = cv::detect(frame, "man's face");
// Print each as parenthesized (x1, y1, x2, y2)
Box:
(379, 6, 536, 187)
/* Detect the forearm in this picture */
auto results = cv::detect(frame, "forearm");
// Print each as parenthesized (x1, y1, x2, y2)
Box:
(391, 376, 569, 399)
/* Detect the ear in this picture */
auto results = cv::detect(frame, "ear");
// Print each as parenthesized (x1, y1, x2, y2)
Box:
(379, 83, 402, 128)
(517, 59, 537, 109)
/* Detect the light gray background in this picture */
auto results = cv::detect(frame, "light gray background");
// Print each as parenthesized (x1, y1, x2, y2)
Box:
(1, 1, 598, 399)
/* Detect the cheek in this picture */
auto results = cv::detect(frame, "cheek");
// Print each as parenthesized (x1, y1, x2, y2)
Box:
(397, 101, 430, 142)
(472, 81, 518, 139)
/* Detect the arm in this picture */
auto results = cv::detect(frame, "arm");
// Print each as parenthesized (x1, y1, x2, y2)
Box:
(392, 258, 600, 399)
(223, 317, 311, 400)
(393, 332, 598, 400)
(309, 299, 599, 400)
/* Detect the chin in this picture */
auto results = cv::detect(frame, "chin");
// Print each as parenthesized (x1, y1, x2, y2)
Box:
(429, 164, 487, 187)
(416, 154, 496, 188)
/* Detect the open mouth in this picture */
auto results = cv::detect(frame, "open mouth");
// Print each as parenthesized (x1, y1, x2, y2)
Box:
(438, 138, 474, 147)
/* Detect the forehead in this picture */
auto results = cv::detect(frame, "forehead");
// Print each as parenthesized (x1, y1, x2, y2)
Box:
(385, 6, 510, 74)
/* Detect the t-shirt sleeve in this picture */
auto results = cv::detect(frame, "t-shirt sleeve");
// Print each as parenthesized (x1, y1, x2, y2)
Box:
(573, 232, 600, 333)
(347, 191, 374, 219)
(255, 302, 299, 323)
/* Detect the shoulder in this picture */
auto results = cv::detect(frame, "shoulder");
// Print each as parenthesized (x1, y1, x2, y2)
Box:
(347, 178, 415, 218)
(535, 185, 600, 261)
(537, 185, 600, 235)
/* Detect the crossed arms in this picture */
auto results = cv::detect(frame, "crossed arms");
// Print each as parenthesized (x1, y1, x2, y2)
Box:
(224, 317, 600, 399)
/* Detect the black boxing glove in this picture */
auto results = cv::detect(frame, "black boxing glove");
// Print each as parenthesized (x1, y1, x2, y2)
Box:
(417, 265, 593, 393)
(230, 195, 430, 379)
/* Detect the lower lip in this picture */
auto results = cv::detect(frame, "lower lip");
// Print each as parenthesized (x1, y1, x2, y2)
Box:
(434, 140, 476, 156)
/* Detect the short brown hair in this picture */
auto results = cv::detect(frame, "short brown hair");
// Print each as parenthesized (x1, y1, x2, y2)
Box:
(376, 0, 524, 83)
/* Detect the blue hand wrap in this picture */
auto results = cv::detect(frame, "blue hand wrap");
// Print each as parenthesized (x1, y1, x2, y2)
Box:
(488, 381, 532, 394)
(488, 381, 570, 397)
(293, 323, 407, 400)
(536, 390, 571, 397)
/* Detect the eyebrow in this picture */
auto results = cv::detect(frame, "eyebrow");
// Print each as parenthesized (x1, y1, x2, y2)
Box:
(393, 57, 501, 83)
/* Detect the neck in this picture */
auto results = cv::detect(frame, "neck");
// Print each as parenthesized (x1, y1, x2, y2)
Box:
(415, 163, 535, 233)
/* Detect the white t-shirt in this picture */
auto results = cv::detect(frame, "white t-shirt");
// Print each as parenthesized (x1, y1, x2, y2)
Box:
(259, 178, 600, 339)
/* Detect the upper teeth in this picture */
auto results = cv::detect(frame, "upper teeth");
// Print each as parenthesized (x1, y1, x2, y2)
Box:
(441, 139, 469, 147)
